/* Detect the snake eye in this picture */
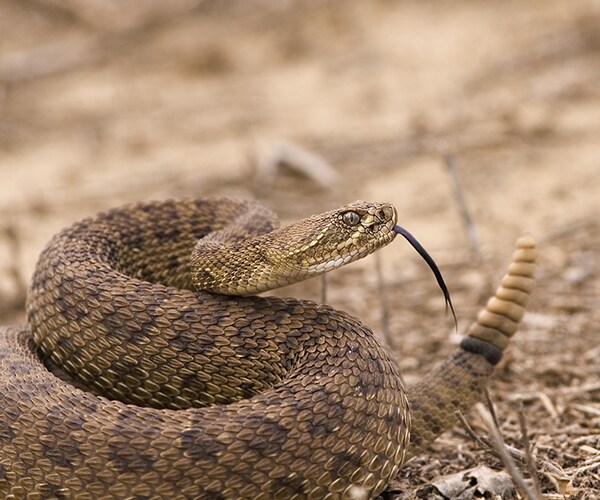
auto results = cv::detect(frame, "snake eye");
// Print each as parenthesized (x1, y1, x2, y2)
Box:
(342, 211, 361, 226)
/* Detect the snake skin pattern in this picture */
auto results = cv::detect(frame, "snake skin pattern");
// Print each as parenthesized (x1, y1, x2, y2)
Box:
(0, 199, 536, 499)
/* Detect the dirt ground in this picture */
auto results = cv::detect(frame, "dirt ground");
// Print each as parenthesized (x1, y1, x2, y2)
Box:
(0, 0, 599, 498)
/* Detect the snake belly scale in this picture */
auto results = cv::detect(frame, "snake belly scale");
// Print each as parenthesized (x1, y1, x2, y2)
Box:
(0, 198, 536, 499)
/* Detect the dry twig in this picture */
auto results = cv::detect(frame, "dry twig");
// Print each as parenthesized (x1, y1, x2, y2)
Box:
(442, 153, 484, 264)
(256, 140, 339, 189)
(518, 405, 544, 498)
(374, 251, 392, 348)
(321, 274, 328, 305)
(2, 224, 26, 304)
(475, 403, 541, 500)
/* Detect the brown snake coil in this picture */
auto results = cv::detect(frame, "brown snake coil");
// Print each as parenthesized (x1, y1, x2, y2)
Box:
(0, 198, 536, 499)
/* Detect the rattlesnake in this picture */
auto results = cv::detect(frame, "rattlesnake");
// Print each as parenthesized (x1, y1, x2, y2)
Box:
(0, 198, 536, 499)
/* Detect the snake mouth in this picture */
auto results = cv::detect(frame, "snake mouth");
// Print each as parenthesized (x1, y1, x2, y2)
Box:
(307, 227, 396, 275)
(393, 225, 457, 327)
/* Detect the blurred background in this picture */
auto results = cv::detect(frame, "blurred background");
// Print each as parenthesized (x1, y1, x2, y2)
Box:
(0, 0, 598, 497)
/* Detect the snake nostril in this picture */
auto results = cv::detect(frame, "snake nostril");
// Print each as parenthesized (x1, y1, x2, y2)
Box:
(379, 206, 394, 223)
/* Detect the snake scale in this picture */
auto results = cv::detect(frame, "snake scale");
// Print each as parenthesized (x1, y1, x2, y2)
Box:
(0, 198, 536, 499)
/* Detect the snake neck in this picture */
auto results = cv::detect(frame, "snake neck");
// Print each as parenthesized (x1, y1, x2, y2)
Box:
(190, 202, 398, 296)
(190, 234, 288, 296)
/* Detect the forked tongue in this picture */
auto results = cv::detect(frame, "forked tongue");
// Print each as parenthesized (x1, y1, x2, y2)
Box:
(393, 225, 457, 328)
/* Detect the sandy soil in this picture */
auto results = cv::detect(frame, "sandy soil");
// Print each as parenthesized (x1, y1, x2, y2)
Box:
(0, 0, 598, 498)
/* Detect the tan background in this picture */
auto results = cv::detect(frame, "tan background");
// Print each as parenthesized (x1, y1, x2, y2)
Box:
(1, 1, 598, 497)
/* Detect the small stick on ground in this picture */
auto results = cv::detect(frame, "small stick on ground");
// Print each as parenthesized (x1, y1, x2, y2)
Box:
(457, 410, 529, 465)
(256, 140, 339, 189)
(518, 404, 544, 498)
(443, 153, 484, 265)
(321, 274, 328, 305)
(456, 410, 493, 453)
(475, 403, 541, 500)
(374, 251, 392, 348)
(3, 224, 27, 304)
(484, 388, 501, 430)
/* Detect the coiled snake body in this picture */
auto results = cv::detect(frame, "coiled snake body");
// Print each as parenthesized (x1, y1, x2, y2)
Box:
(0, 199, 536, 499)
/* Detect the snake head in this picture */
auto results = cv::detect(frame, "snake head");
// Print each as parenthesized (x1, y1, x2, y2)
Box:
(276, 200, 398, 276)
